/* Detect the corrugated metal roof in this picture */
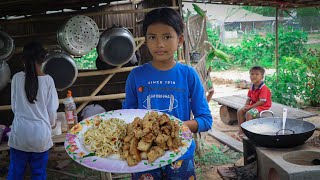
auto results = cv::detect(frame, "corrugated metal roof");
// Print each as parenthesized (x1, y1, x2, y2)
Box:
(183, 0, 320, 8)
(183, 3, 278, 23)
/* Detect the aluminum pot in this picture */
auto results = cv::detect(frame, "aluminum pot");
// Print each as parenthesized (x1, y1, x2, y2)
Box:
(241, 111, 315, 148)
(0, 61, 11, 91)
(97, 26, 135, 66)
(42, 51, 78, 91)
(0, 31, 15, 62)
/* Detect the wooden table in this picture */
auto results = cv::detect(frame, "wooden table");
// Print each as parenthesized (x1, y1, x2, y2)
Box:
(213, 95, 318, 124)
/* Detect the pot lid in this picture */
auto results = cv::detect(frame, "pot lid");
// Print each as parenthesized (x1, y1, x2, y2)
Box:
(58, 15, 99, 56)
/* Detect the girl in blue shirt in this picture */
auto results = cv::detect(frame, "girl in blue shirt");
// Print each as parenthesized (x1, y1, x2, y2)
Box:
(122, 7, 213, 180)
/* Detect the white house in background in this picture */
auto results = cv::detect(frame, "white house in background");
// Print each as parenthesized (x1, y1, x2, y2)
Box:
(182, 3, 288, 40)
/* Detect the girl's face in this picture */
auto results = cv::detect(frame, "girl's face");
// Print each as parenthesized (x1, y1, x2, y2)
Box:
(250, 70, 264, 84)
(146, 23, 183, 63)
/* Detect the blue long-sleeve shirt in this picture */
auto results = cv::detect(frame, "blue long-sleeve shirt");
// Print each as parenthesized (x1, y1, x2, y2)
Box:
(122, 62, 213, 159)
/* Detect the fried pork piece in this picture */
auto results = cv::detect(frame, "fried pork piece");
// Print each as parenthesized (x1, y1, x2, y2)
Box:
(157, 142, 168, 151)
(171, 137, 182, 150)
(147, 146, 165, 163)
(151, 120, 161, 135)
(132, 117, 141, 128)
(167, 136, 173, 147)
(142, 115, 154, 130)
(171, 122, 180, 138)
(134, 127, 150, 139)
(124, 133, 134, 143)
(122, 143, 130, 150)
(161, 123, 172, 135)
(120, 150, 129, 159)
(142, 133, 156, 143)
(128, 137, 141, 166)
(127, 123, 133, 134)
(155, 133, 169, 144)
(159, 114, 170, 125)
(137, 139, 152, 152)
(127, 155, 140, 166)
(140, 152, 148, 160)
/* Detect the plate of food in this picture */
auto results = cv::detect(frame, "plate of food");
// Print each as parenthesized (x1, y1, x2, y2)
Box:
(64, 109, 193, 173)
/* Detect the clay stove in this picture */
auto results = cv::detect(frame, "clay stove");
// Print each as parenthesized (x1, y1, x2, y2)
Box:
(243, 137, 320, 180)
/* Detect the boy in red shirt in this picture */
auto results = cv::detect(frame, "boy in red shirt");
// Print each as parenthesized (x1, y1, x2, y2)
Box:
(233, 66, 272, 141)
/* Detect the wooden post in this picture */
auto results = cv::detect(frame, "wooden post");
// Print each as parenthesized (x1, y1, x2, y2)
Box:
(219, 105, 238, 125)
(100, 172, 113, 180)
(275, 7, 279, 83)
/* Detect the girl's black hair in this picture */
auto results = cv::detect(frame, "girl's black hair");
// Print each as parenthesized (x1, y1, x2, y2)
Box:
(143, 7, 184, 36)
(22, 42, 46, 104)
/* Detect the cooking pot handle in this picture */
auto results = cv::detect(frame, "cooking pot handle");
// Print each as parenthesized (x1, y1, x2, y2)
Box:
(260, 110, 274, 117)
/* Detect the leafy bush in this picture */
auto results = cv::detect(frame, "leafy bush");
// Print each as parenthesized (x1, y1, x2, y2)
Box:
(265, 57, 308, 107)
(301, 49, 320, 106)
(206, 26, 308, 69)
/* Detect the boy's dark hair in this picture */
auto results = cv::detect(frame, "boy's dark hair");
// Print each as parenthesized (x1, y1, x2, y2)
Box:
(22, 42, 46, 104)
(143, 7, 184, 36)
(250, 66, 265, 75)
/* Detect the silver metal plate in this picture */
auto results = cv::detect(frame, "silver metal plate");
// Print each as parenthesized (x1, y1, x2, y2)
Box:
(58, 15, 99, 56)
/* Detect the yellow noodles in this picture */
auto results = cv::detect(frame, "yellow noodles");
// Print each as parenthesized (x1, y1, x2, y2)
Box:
(83, 118, 127, 157)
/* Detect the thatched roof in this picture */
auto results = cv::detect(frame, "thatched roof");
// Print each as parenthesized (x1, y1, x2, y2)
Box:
(0, 0, 122, 18)
(183, 0, 320, 8)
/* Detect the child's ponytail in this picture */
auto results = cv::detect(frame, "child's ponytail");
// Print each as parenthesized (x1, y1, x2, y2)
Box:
(22, 42, 46, 104)
(24, 54, 38, 103)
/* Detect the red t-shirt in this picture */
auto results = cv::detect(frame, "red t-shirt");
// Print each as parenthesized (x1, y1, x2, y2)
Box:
(247, 82, 272, 112)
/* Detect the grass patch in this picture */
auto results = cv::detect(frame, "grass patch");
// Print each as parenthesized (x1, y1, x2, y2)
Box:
(305, 43, 320, 50)
(195, 144, 243, 179)
(195, 145, 242, 166)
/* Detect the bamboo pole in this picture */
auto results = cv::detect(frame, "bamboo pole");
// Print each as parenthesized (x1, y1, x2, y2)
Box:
(135, 38, 145, 52)
(275, 7, 279, 83)
(0, 93, 125, 111)
(60, 93, 125, 104)
(76, 70, 118, 114)
(77, 66, 136, 77)
(75, 37, 144, 112)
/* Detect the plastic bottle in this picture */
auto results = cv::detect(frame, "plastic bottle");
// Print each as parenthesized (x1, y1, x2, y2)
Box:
(64, 90, 78, 130)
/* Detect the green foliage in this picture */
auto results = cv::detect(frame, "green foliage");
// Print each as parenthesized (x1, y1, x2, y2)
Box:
(74, 49, 98, 69)
(265, 57, 308, 107)
(192, 3, 206, 18)
(206, 27, 233, 70)
(229, 34, 274, 67)
(207, 27, 221, 48)
(195, 145, 242, 166)
(301, 49, 320, 106)
(272, 27, 308, 58)
(222, 27, 308, 68)
(296, 8, 320, 31)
